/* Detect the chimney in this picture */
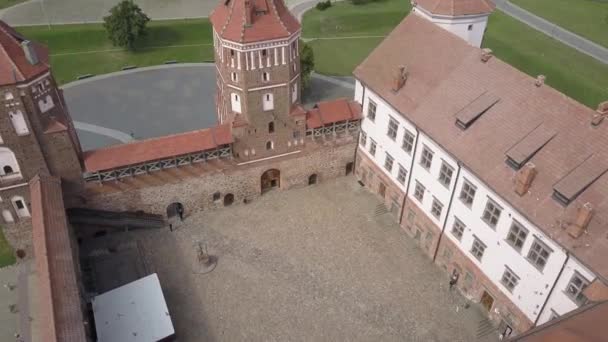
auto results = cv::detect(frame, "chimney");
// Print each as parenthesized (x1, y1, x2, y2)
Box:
(592, 101, 608, 126)
(21, 40, 39, 65)
(514, 162, 537, 196)
(481, 48, 493, 63)
(566, 203, 593, 238)
(244, 0, 253, 26)
(535, 75, 546, 87)
(391, 65, 408, 92)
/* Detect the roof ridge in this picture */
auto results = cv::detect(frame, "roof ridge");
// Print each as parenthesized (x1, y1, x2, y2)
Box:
(270, 0, 290, 35)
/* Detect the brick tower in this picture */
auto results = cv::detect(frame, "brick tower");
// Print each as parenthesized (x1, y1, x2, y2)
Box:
(210, 0, 306, 161)
(0, 21, 82, 249)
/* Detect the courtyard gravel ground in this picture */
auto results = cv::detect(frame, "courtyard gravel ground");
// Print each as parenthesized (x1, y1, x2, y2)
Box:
(119, 176, 498, 341)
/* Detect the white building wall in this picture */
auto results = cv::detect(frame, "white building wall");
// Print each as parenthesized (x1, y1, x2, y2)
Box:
(445, 167, 567, 322)
(537, 257, 596, 324)
(407, 132, 458, 227)
(354, 80, 364, 105)
(359, 88, 418, 192)
(413, 7, 490, 48)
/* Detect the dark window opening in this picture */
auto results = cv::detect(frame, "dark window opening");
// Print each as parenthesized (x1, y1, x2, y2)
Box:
(15, 200, 24, 210)
(268, 121, 275, 133)
(266, 141, 272, 150)
(3, 165, 14, 174)
(308, 174, 317, 185)
(224, 193, 234, 206)
(213, 192, 221, 201)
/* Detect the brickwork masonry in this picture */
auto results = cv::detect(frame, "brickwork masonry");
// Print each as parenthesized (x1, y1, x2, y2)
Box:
(81, 140, 357, 221)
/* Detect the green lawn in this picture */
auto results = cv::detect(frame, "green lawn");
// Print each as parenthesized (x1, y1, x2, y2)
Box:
(0, 0, 27, 10)
(0, 227, 16, 268)
(483, 11, 608, 109)
(511, 0, 608, 48)
(302, 0, 409, 76)
(17, 19, 215, 84)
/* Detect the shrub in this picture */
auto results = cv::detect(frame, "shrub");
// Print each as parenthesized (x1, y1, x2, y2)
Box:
(299, 40, 315, 89)
(316, 0, 332, 10)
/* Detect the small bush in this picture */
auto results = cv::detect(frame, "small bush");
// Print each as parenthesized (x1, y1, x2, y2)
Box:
(316, 0, 332, 10)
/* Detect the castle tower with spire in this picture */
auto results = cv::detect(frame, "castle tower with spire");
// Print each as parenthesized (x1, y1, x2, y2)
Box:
(0, 21, 83, 250)
(210, 0, 305, 161)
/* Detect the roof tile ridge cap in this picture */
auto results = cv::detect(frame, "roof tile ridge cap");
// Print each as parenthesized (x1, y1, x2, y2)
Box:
(270, 0, 290, 34)
(240, 2, 246, 42)
(221, 0, 236, 37)
(87, 128, 214, 152)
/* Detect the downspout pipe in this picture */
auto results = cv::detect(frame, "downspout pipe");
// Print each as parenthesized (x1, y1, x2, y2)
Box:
(432, 161, 462, 262)
(534, 252, 569, 326)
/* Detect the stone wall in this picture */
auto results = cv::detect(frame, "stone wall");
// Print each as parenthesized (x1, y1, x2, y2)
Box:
(82, 140, 357, 221)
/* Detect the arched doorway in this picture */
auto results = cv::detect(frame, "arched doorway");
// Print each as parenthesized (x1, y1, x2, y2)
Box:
(167, 202, 184, 221)
(261, 169, 280, 194)
(308, 174, 317, 185)
(224, 193, 234, 206)
(345, 162, 354, 175)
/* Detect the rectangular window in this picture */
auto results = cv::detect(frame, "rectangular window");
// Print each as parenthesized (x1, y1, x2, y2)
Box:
(482, 198, 502, 228)
(360, 131, 367, 147)
(438, 162, 454, 188)
(527, 239, 552, 271)
(431, 198, 443, 219)
(384, 153, 394, 172)
(387, 117, 398, 140)
(397, 165, 407, 185)
(459, 180, 476, 206)
(451, 218, 465, 241)
(369, 139, 377, 156)
(420, 146, 434, 170)
(501, 267, 519, 292)
(414, 182, 425, 202)
(402, 130, 415, 153)
(566, 272, 590, 306)
(470, 237, 486, 261)
(367, 99, 377, 122)
(506, 221, 528, 251)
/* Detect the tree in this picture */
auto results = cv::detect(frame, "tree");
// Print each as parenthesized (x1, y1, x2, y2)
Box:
(103, 0, 150, 50)
(299, 40, 315, 89)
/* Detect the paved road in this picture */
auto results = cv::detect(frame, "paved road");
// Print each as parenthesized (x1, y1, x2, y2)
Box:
(493, 0, 608, 64)
(0, 0, 308, 26)
(62, 64, 354, 151)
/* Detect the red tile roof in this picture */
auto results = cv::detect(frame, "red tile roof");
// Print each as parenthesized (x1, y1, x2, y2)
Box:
(31, 174, 87, 342)
(355, 14, 608, 280)
(415, 0, 495, 16)
(0, 20, 49, 86)
(306, 98, 362, 129)
(210, 0, 300, 43)
(83, 124, 233, 172)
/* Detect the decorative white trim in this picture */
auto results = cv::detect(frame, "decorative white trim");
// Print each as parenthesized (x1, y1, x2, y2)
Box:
(0, 182, 28, 192)
(237, 150, 301, 166)
(16, 72, 51, 88)
(249, 83, 287, 92)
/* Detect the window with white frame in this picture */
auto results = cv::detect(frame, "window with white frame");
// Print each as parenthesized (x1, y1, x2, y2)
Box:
(11, 196, 29, 218)
(387, 117, 398, 140)
(565, 272, 590, 306)
(0, 148, 21, 178)
(482, 198, 502, 228)
(459, 179, 476, 206)
(9, 110, 29, 135)
(414, 182, 425, 202)
(506, 221, 528, 251)
(384, 153, 394, 172)
(367, 99, 376, 122)
(402, 129, 415, 153)
(501, 267, 519, 292)
(359, 131, 367, 147)
(470, 237, 486, 261)
(2, 209, 14, 223)
(527, 239, 552, 271)
(438, 162, 454, 187)
(263, 93, 274, 111)
(420, 146, 433, 170)
(431, 198, 443, 219)
(231, 93, 241, 113)
(262, 72, 270, 82)
(38, 94, 54, 113)
(4, 92, 13, 100)
(292, 83, 298, 103)
(451, 218, 465, 241)
(397, 165, 407, 184)
(266, 141, 273, 150)
(369, 139, 376, 156)
(231, 72, 238, 82)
